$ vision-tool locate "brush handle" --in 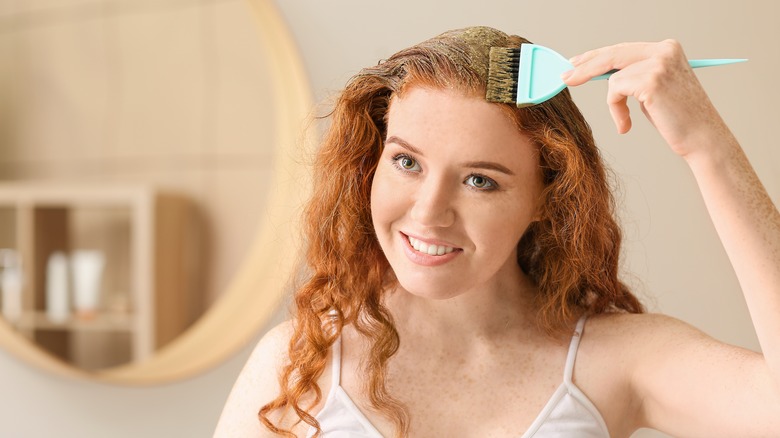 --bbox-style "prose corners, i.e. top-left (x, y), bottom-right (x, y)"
top-left (591, 58), bottom-right (747, 81)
